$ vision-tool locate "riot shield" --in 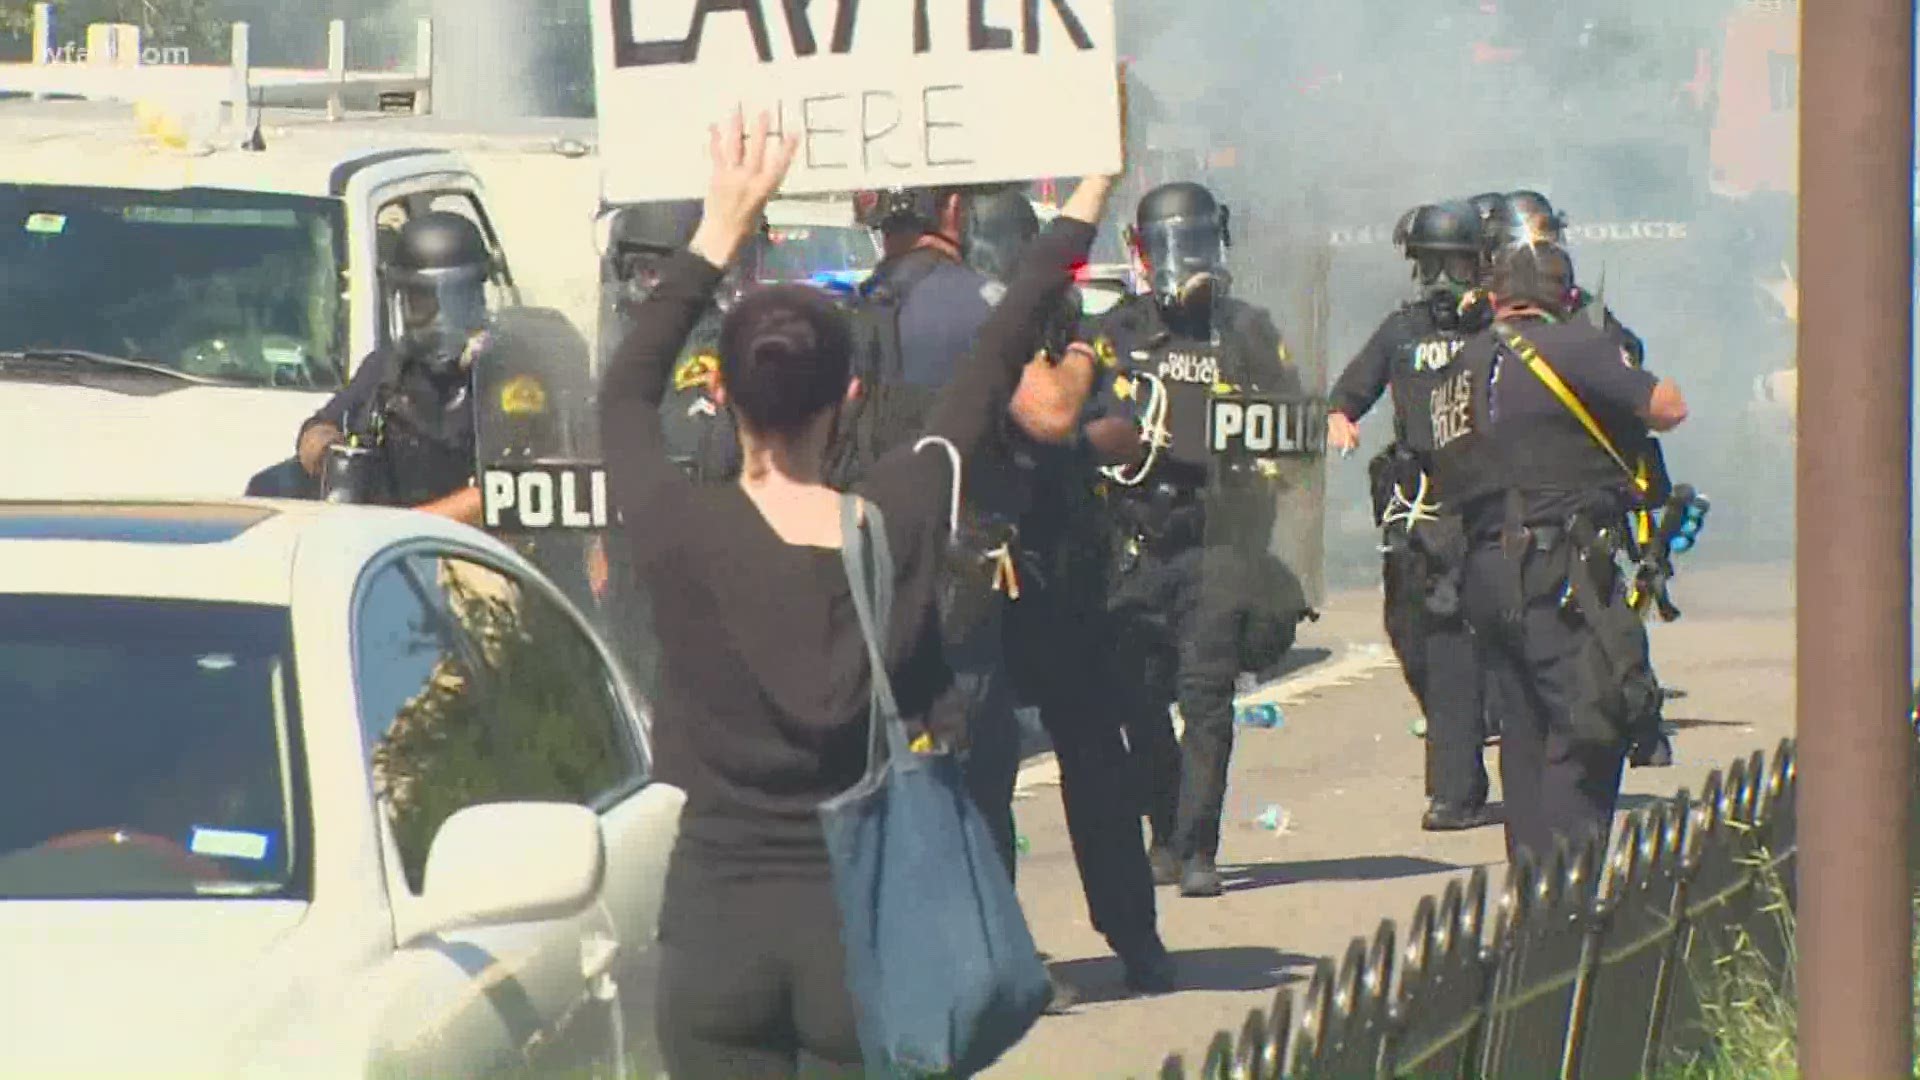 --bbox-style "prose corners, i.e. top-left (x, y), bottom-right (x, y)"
top-left (469, 306), bottom-right (648, 684)
top-left (1197, 234), bottom-right (1331, 664)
